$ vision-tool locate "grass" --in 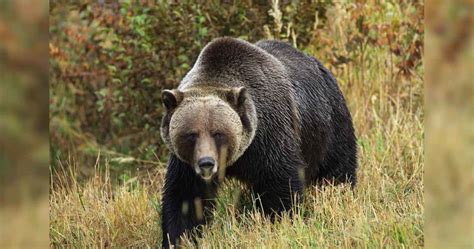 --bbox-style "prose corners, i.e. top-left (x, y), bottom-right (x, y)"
top-left (49, 2), bottom-right (424, 248)
top-left (50, 160), bottom-right (162, 247)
